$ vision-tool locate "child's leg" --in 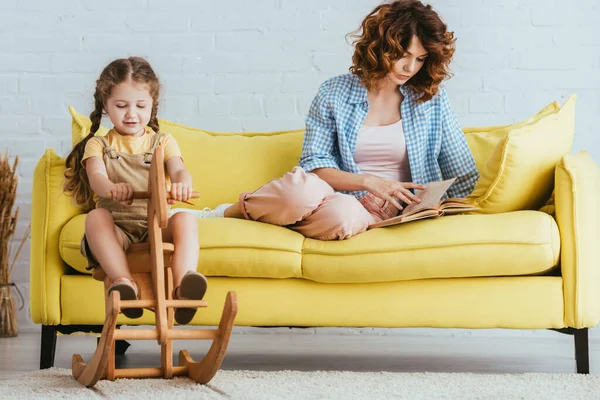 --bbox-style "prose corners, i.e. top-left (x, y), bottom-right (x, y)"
top-left (232, 166), bottom-right (335, 225)
top-left (85, 208), bottom-right (131, 281)
top-left (290, 192), bottom-right (376, 240)
top-left (162, 211), bottom-right (200, 288)
top-left (162, 211), bottom-right (205, 325)
top-left (85, 208), bottom-right (142, 319)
